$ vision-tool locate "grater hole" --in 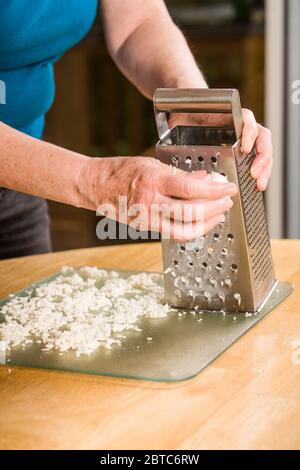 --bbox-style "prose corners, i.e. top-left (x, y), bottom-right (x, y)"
top-left (179, 245), bottom-right (185, 252)
top-left (211, 156), bottom-right (218, 165)
top-left (222, 248), bottom-right (228, 256)
top-left (172, 155), bottom-right (179, 165)
top-left (204, 291), bottom-right (211, 300)
top-left (231, 263), bottom-right (238, 273)
top-left (194, 247), bottom-right (200, 254)
top-left (220, 172), bottom-right (226, 177)
top-left (207, 247), bottom-right (214, 256)
top-left (185, 156), bottom-right (192, 168)
top-left (202, 262), bottom-right (208, 269)
top-left (189, 261), bottom-right (194, 267)
top-left (227, 233), bottom-right (234, 242)
top-left (234, 293), bottom-right (241, 306)
top-left (213, 233), bottom-right (220, 241)
top-left (216, 262), bottom-right (223, 271)
top-left (173, 260), bottom-right (179, 267)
